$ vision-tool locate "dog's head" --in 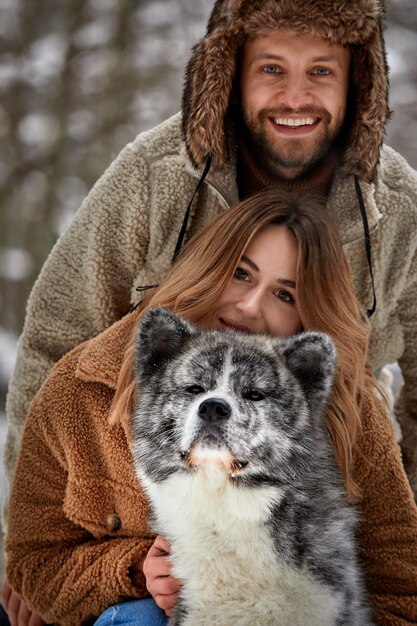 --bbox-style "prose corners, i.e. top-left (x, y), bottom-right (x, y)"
top-left (132, 307), bottom-right (336, 488)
